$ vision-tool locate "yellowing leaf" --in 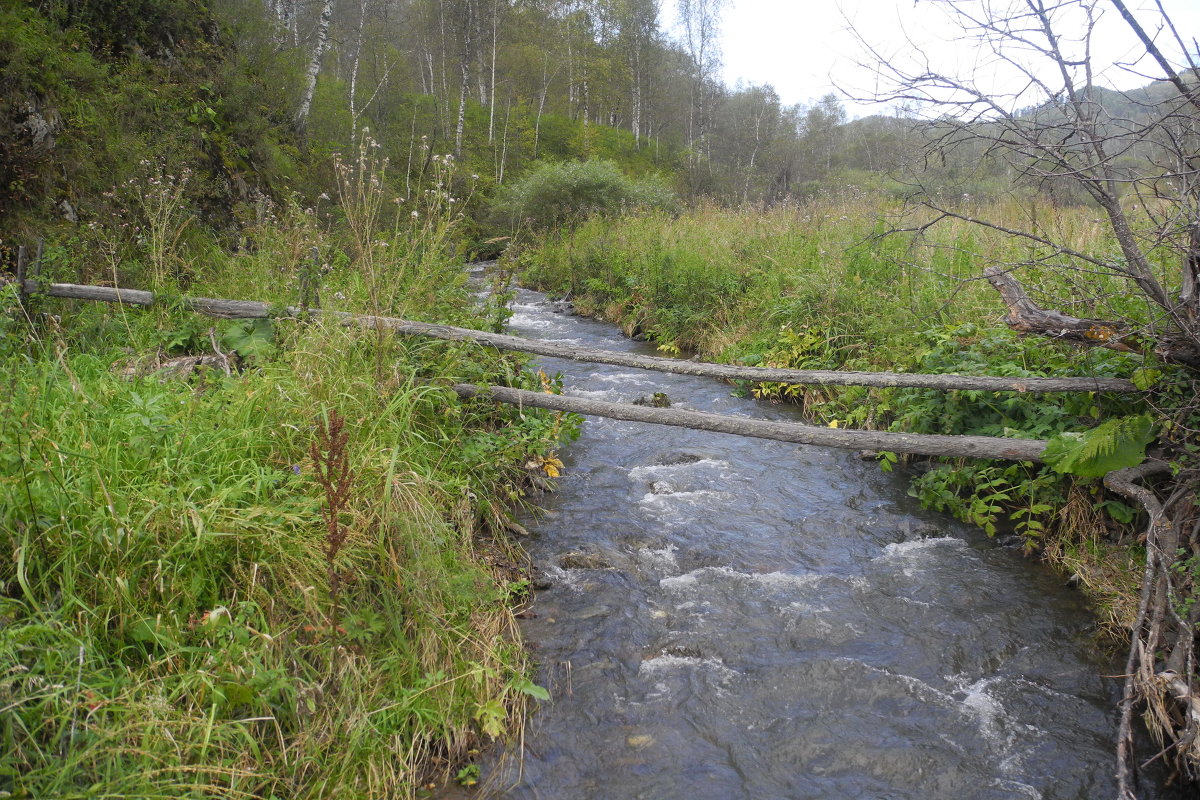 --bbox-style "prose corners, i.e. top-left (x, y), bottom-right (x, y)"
top-left (828, 419), bottom-right (839, 429)
top-left (541, 455), bottom-right (564, 478)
